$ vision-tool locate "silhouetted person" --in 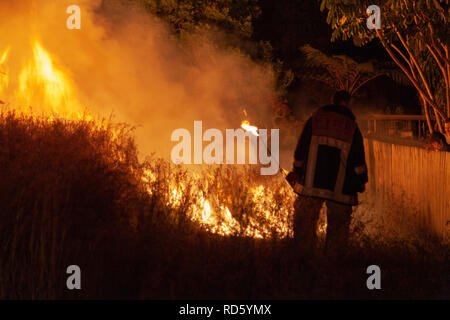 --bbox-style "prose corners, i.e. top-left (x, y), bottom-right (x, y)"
top-left (290, 91), bottom-right (368, 255)
top-left (426, 131), bottom-right (450, 152)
